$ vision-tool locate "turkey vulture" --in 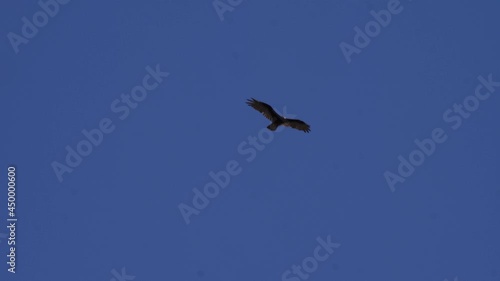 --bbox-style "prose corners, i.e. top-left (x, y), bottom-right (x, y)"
top-left (246, 98), bottom-right (311, 133)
